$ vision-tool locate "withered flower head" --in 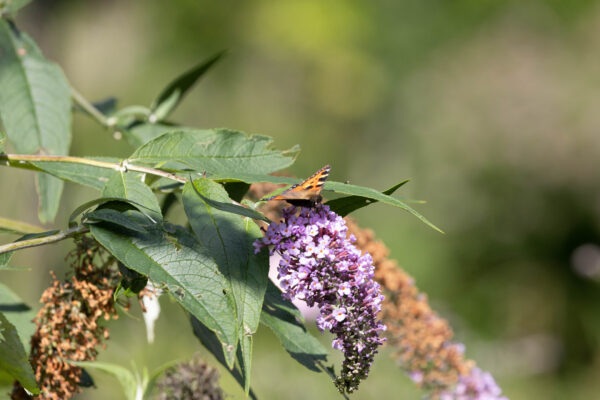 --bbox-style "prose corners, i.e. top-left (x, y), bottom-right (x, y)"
top-left (153, 357), bottom-right (224, 400)
top-left (12, 236), bottom-right (119, 400)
